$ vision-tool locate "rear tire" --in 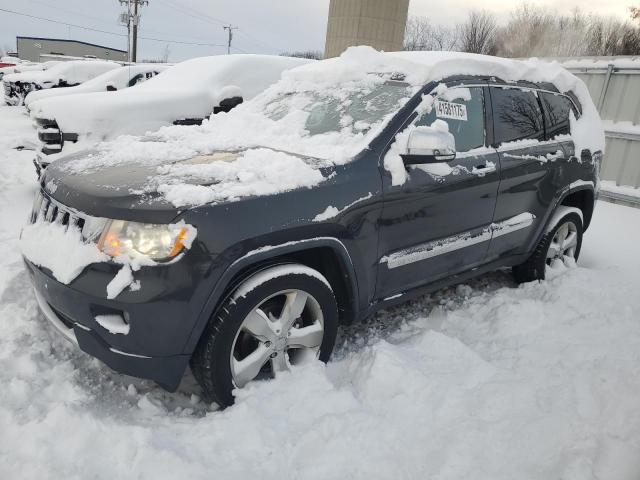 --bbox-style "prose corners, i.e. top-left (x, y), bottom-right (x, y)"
top-left (513, 211), bottom-right (583, 284)
top-left (191, 264), bottom-right (338, 407)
